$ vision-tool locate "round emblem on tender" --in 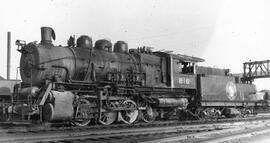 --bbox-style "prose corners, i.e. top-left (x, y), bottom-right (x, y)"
top-left (226, 81), bottom-right (237, 100)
